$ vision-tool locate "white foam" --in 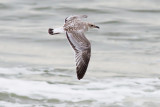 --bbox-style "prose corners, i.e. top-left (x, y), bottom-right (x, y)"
top-left (0, 67), bottom-right (160, 106)
top-left (0, 77), bottom-right (160, 106)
